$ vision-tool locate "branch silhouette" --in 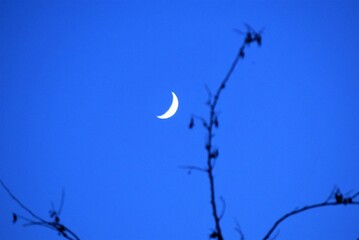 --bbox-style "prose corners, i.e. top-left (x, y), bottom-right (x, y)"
top-left (0, 179), bottom-right (80, 240)
top-left (187, 24), bottom-right (263, 240)
top-left (263, 188), bottom-right (359, 240)
top-left (187, 25), bottom-right (358, 240)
